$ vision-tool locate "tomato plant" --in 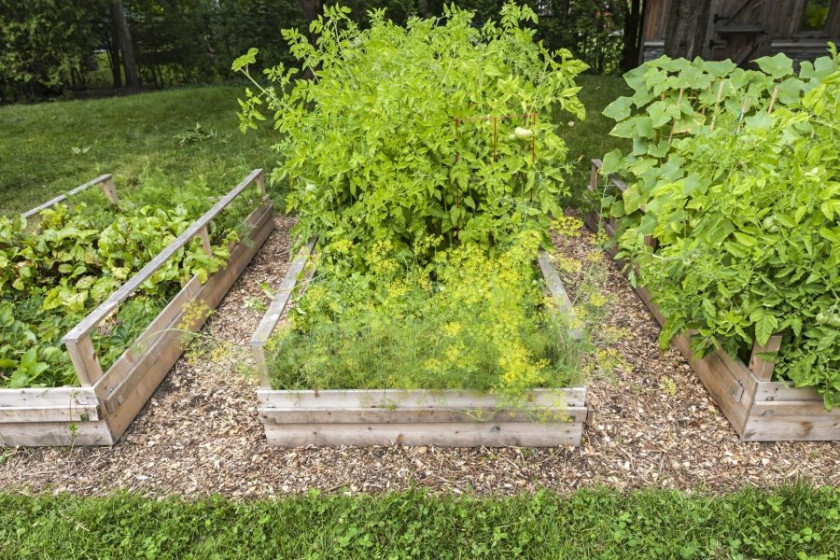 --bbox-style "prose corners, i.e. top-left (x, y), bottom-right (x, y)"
top-left (235, 2), bottom-right (586, 269)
